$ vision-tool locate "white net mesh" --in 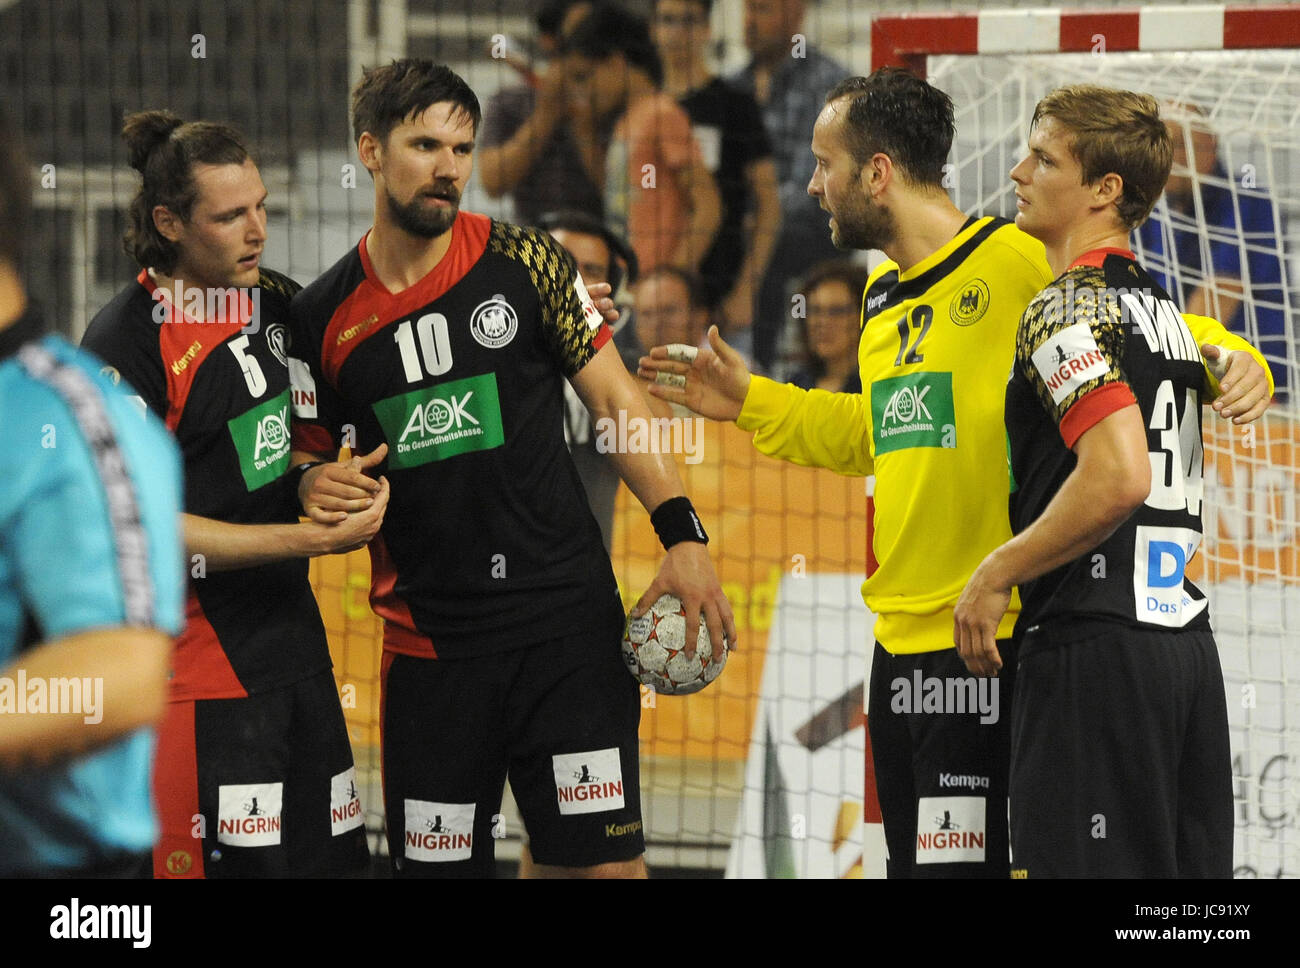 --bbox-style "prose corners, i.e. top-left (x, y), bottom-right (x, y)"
top-left (933, 49), bottom-right (1300, 877)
